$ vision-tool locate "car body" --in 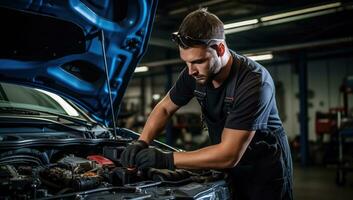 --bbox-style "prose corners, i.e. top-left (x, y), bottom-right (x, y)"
top-left (0, 0), bottom-right (230, 199)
